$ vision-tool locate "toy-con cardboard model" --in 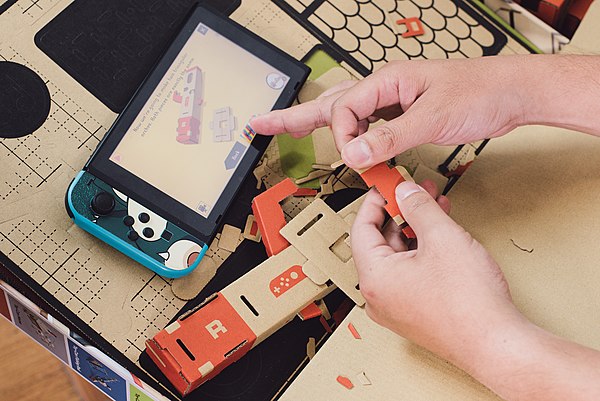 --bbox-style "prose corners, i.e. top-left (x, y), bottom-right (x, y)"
top-left (146, 162), bottom-right (413, 395)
